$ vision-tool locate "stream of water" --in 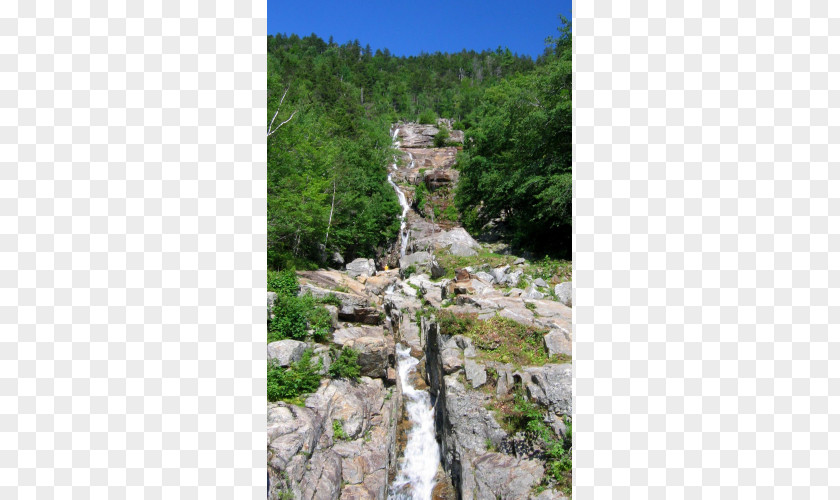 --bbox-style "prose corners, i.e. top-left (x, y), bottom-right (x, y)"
top-left (388, 345), bottom-right (439, 500)
top-left (388, 128), bottom-right (411, 257)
